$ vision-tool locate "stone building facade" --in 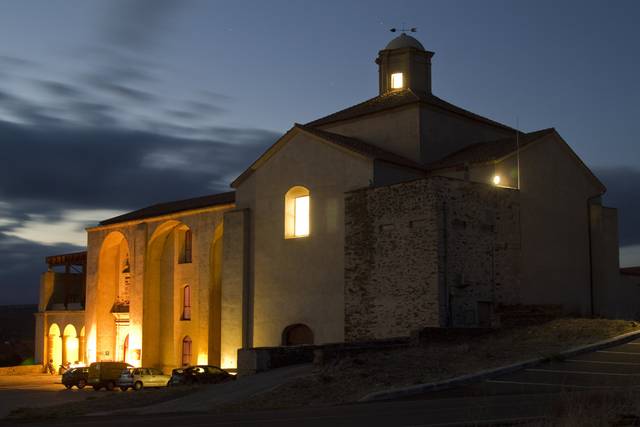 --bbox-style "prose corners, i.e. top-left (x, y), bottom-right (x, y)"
top-left (344, 176), bottom-right (520, 340)
top-left (36, 33), bottom-right (634, 371)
